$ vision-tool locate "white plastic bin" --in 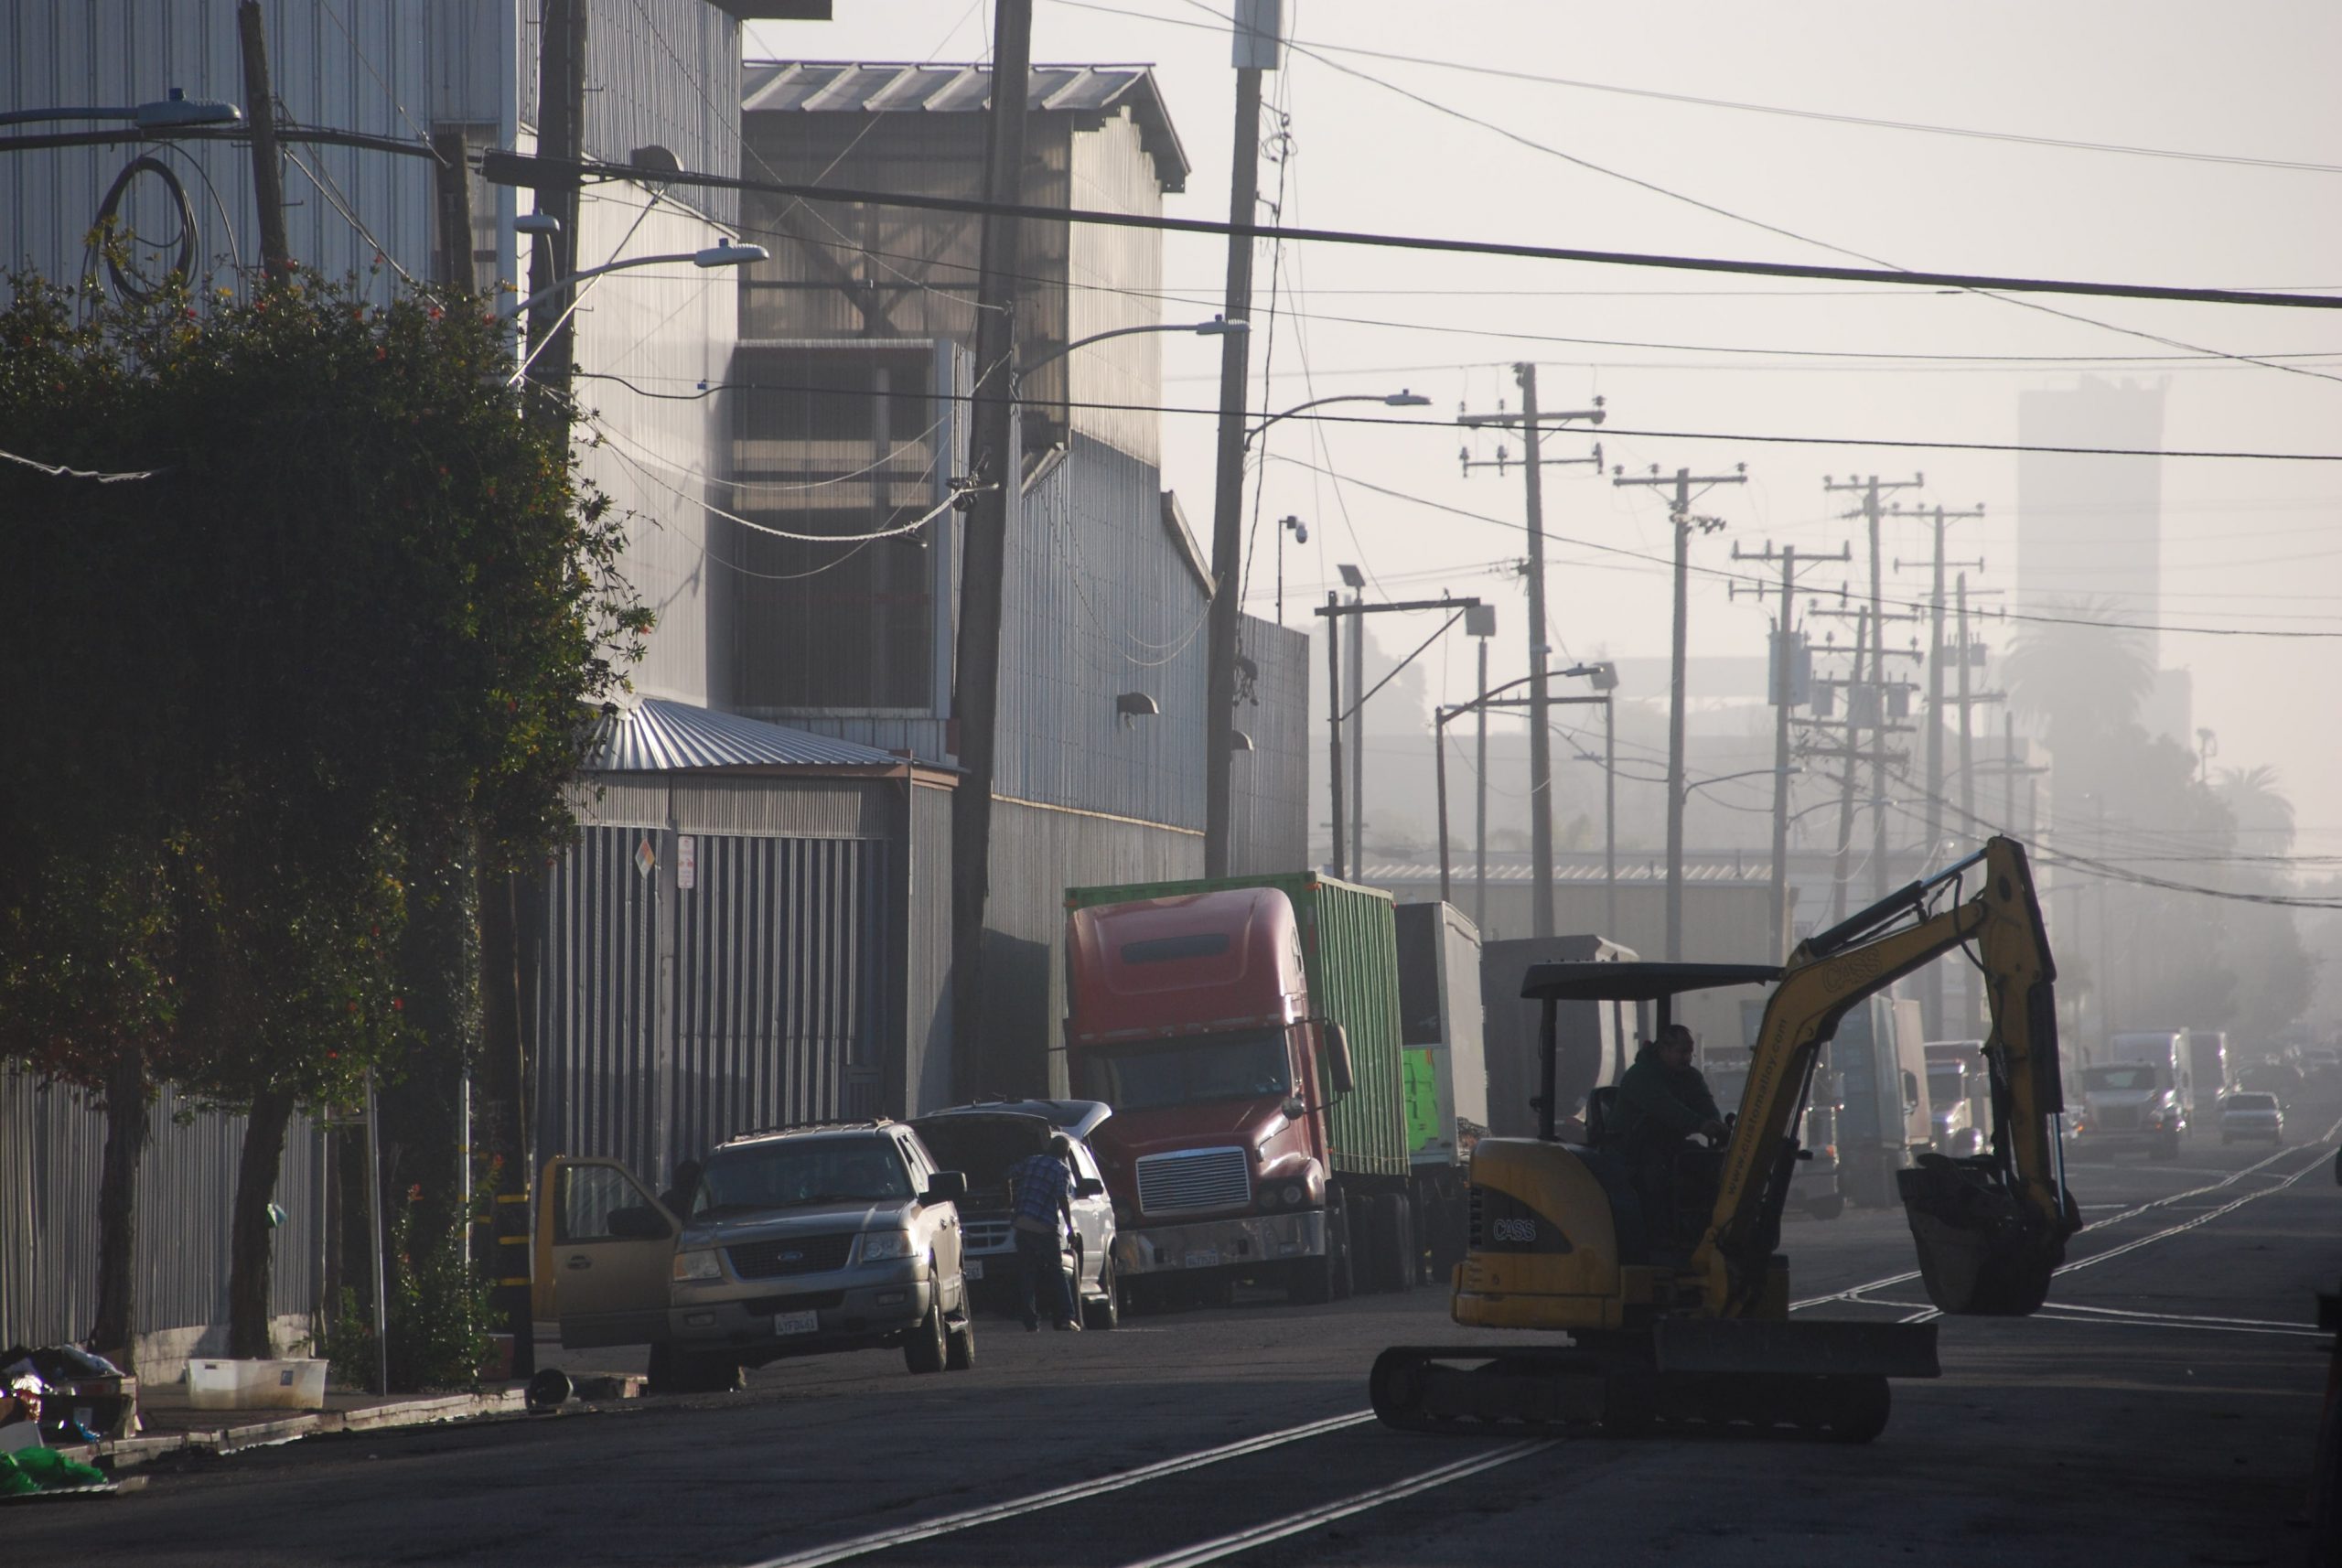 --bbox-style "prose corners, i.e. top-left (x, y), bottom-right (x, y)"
top-left (187, 1358), bottom-right (328, 1411)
